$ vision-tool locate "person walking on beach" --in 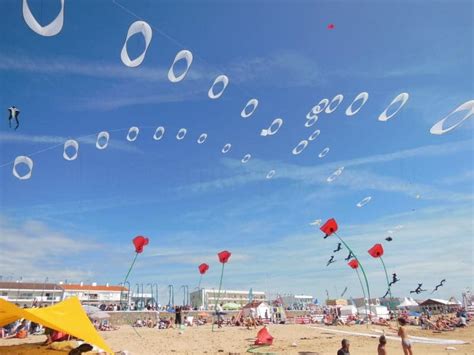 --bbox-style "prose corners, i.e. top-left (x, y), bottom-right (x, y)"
top-left (378, 335), bottom-right (387, 355)
top-left (397, 318), bottom-right (413, 355)
top-left (337, 338), bottom-right (350, 355)
top-left (216, 303), bottom-right (224, 328)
